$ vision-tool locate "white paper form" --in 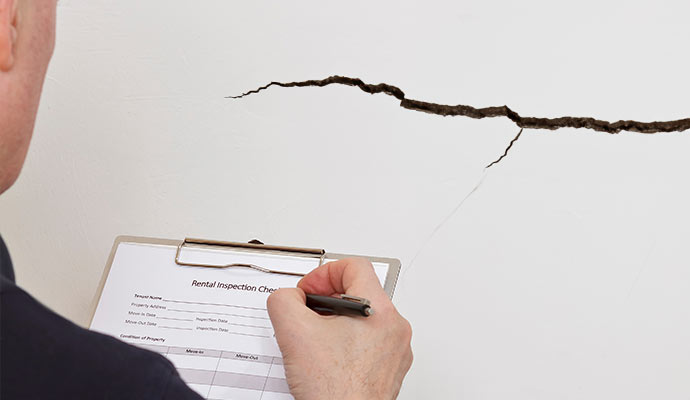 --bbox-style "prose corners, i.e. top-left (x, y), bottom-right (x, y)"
top-left (90, 242), bottom-right (389, 400)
